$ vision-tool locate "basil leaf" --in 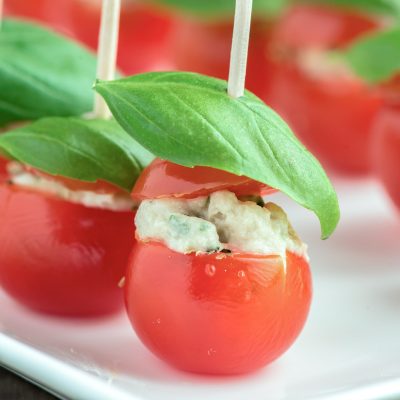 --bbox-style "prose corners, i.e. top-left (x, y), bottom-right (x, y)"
top-left (343, 28), bottom-right (400, 83)
top-left (151, 0), bottom-right (288, 18)
top-left (301, 0), bottom-right (400, 17)
top-left (0, 19), bottom-right (97, 127)
top-left (94, 72), bottom-right (340, 238)
top-left (0, 117), bottom-right (154, 192)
